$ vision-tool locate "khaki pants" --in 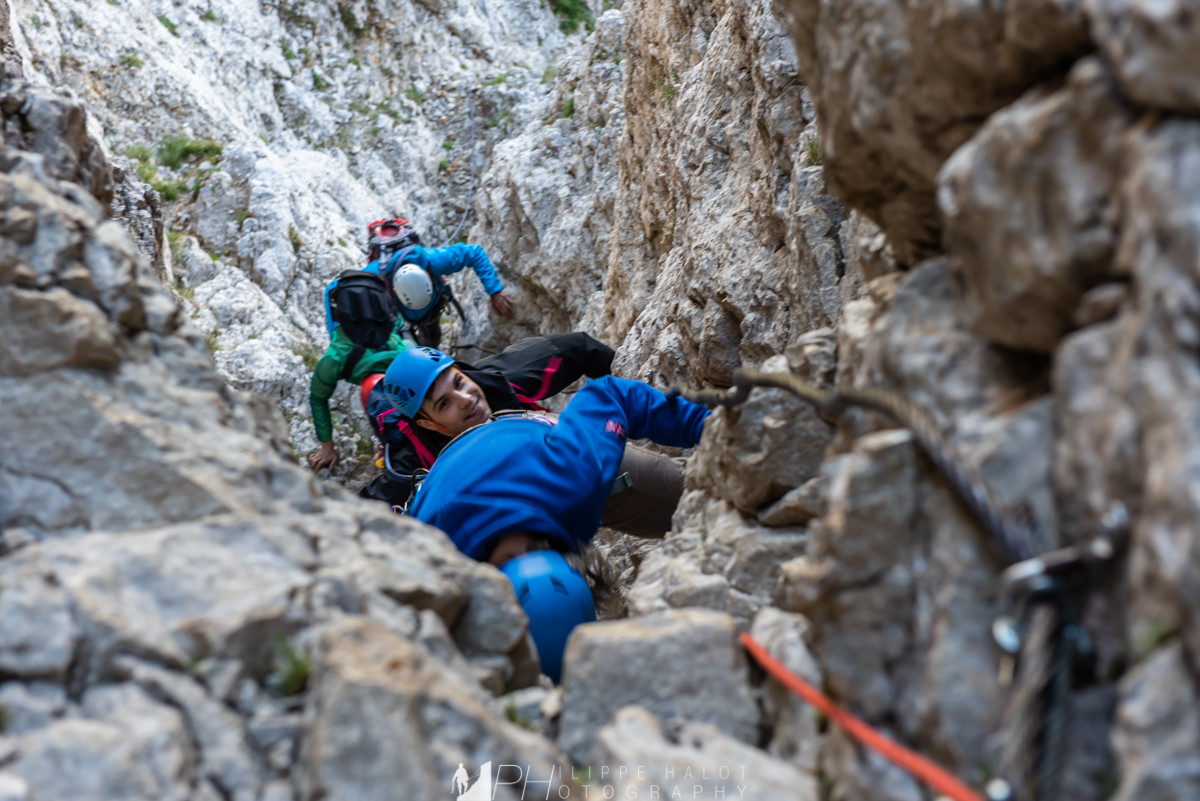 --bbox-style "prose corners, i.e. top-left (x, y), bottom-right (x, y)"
top-left (600, 444), bottom-right (685, 539)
